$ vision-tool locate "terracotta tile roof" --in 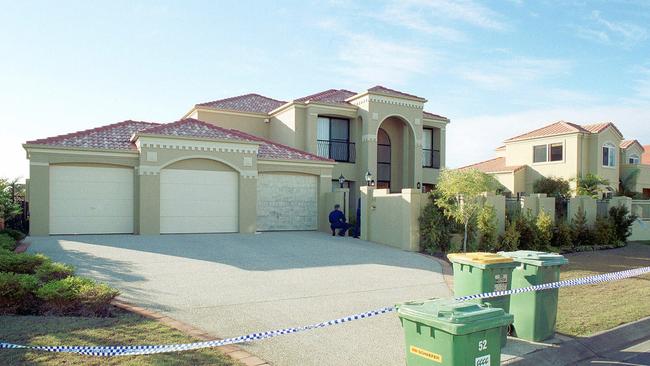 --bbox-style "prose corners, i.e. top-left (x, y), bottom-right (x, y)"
top-left (620, 139), bottom-right (642, 149)
top-left (582, 122), bottom-right (624, 137)
top-left (196, 93), bottom-right (286, 114)
top-left (643, 145), bottom-right (650, 165)
top-left (459, 157), bottom-right (525, 173)
top-left (495, 145), bottom-right (506, 151)
top-left (294, 89), bottom-right (357, 104)
top-left (367, 85), bottom-right (426, 101)
top-left (136, 118), bottom-right (259, 142)
top-left (423, 111), bottom-right (448, 120)
top-left (26, 118), bottom-right (331, 163)
top-left (505, 121), bottom-right (589, 142)
top-left (25, 120), bottom-right (159, 150)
